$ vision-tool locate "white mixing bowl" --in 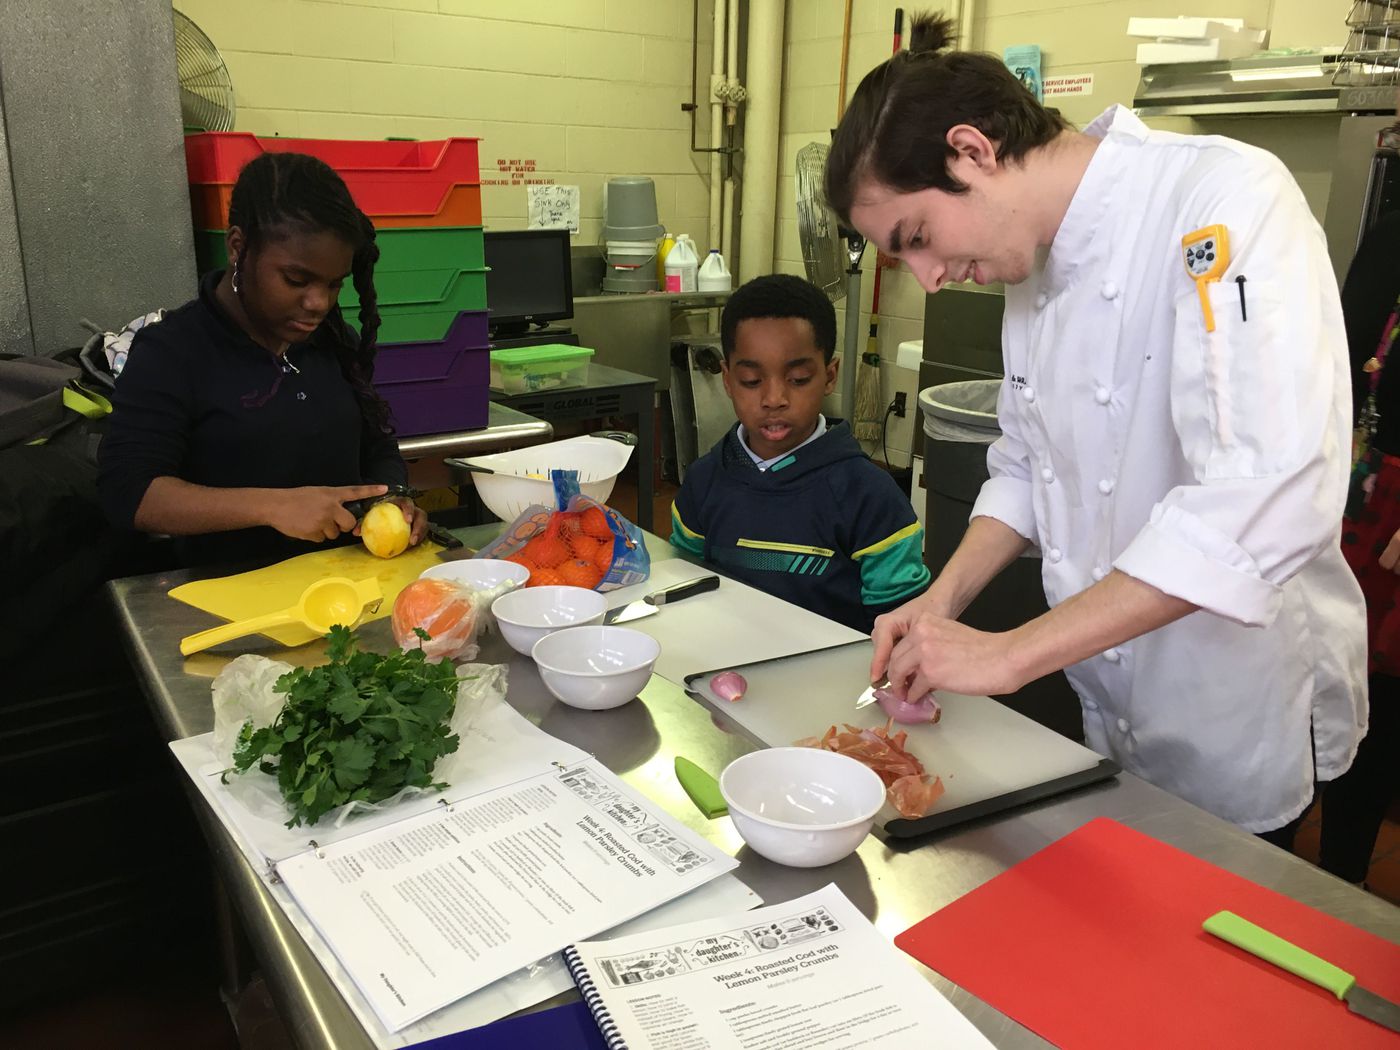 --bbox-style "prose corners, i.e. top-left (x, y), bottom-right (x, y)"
top-left (530, 625), bottom-right (660, 710)
top-left (418, 557), bottom-right (530, 592)
top-left (491, 585), bottom-right (607, 655)
top-left (719, 747), bottom-right (885, 868)
top-left (457, 436), bottom-right (634, 522)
